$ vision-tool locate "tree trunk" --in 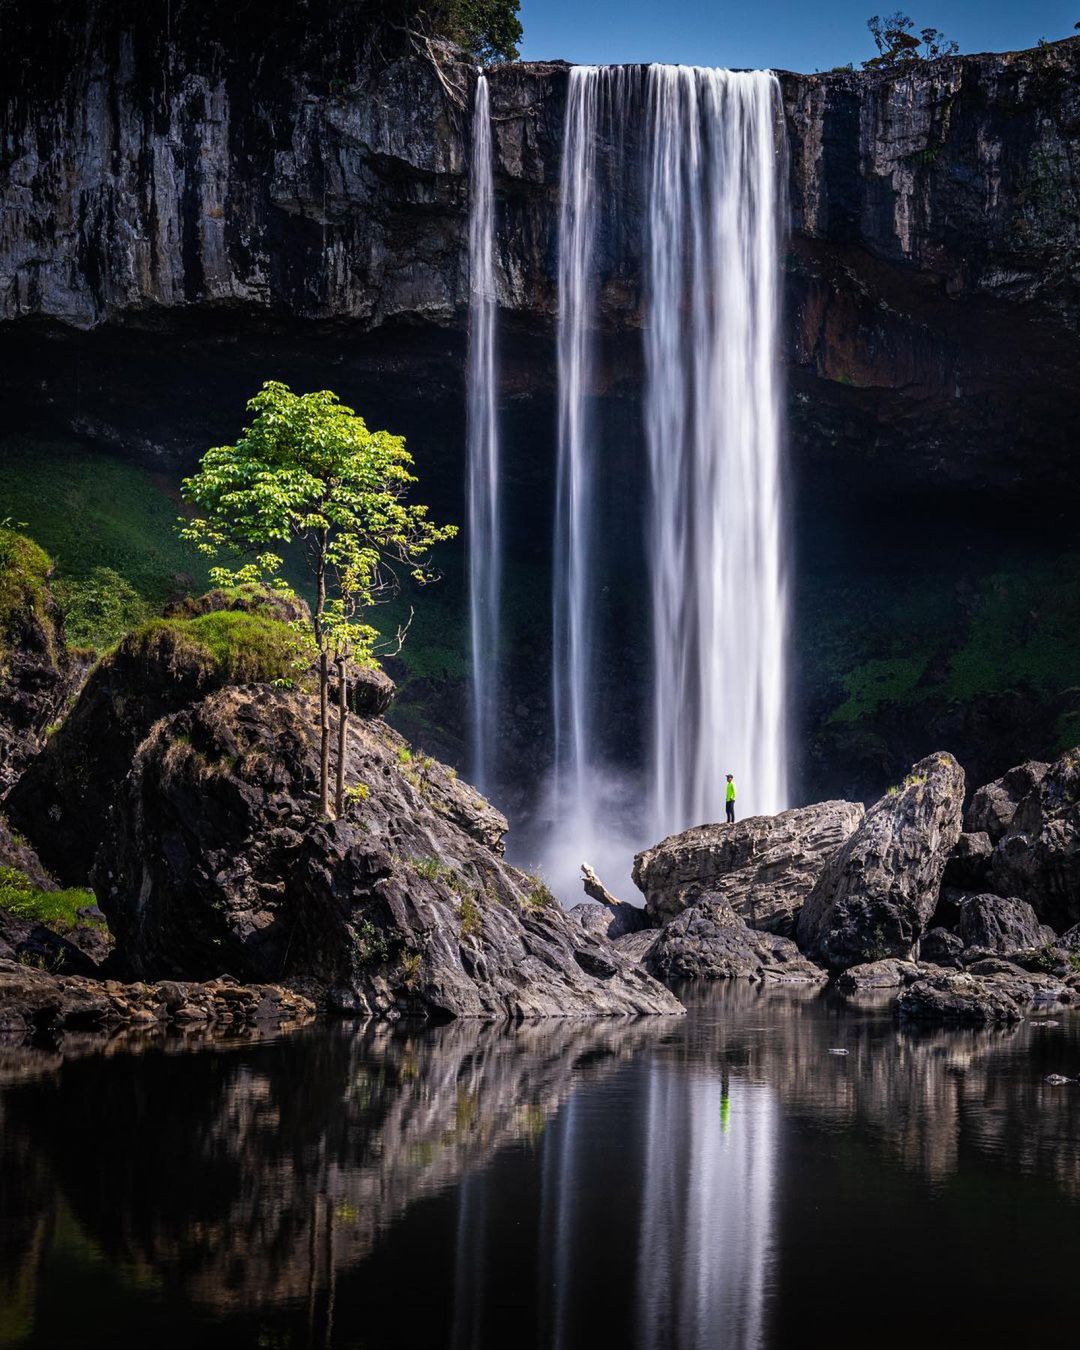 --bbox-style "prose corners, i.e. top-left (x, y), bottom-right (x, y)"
top-left (335, 654), bottom-right (348, 817)
top-left (315, 536), bottom-right (330, 817)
